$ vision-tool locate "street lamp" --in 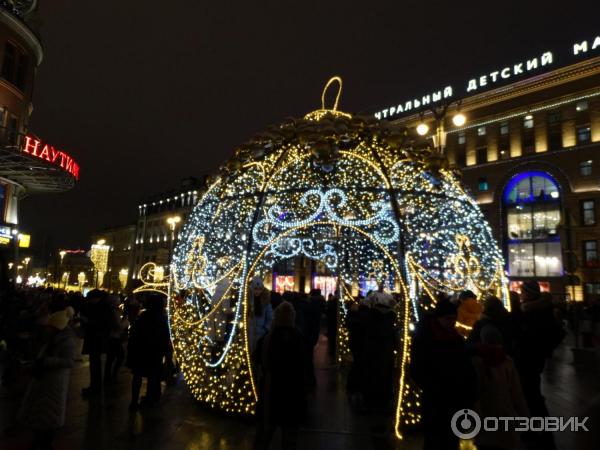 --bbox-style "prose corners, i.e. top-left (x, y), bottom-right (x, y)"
top-left (416, 103), bottom-right (467, 154)
top-left (59, 250), bottom-right (67, 289)
top-left (166, 215), bottom-right (182, 261)
top-left (23, 257), bottom-right (30, 279)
